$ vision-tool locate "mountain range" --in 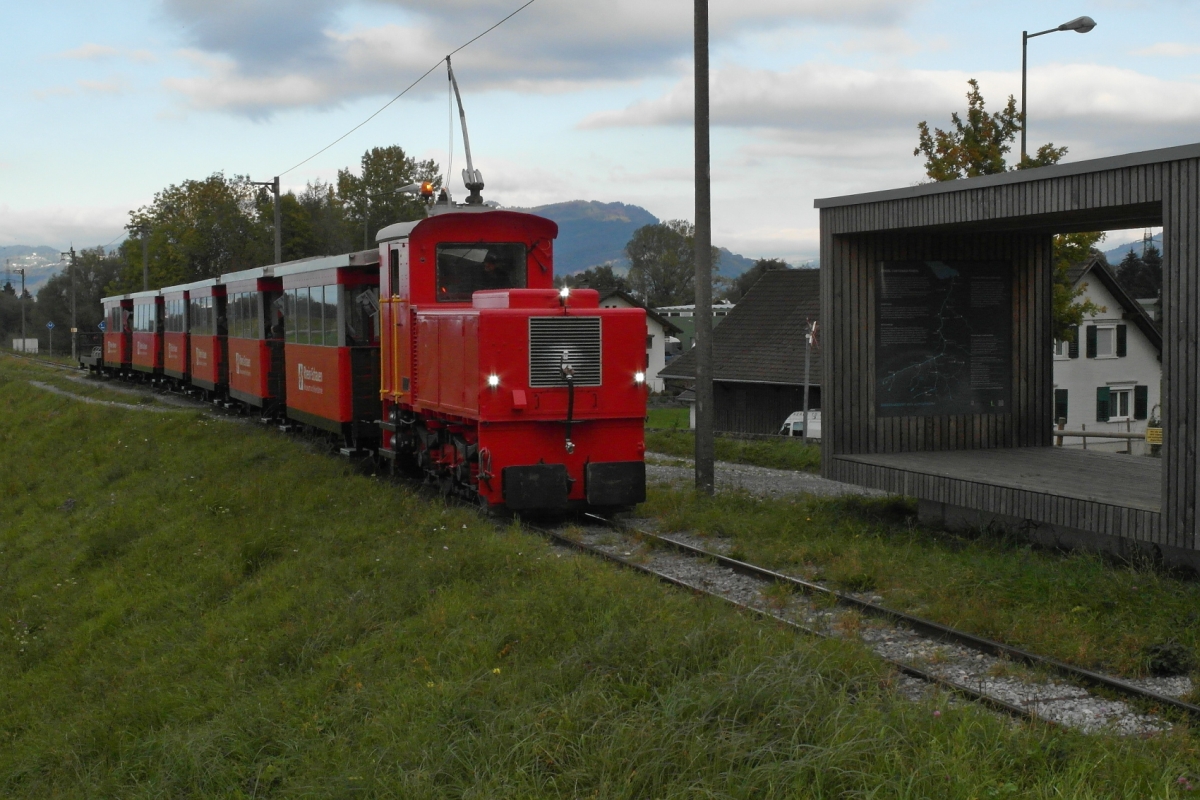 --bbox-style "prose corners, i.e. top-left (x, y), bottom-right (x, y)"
top-left (1, 201), bottom-right (767, 298)
top-left (1102, 233), bottom-right (1162, 264)
top-left (515, 200), bottom-right (760, 277)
